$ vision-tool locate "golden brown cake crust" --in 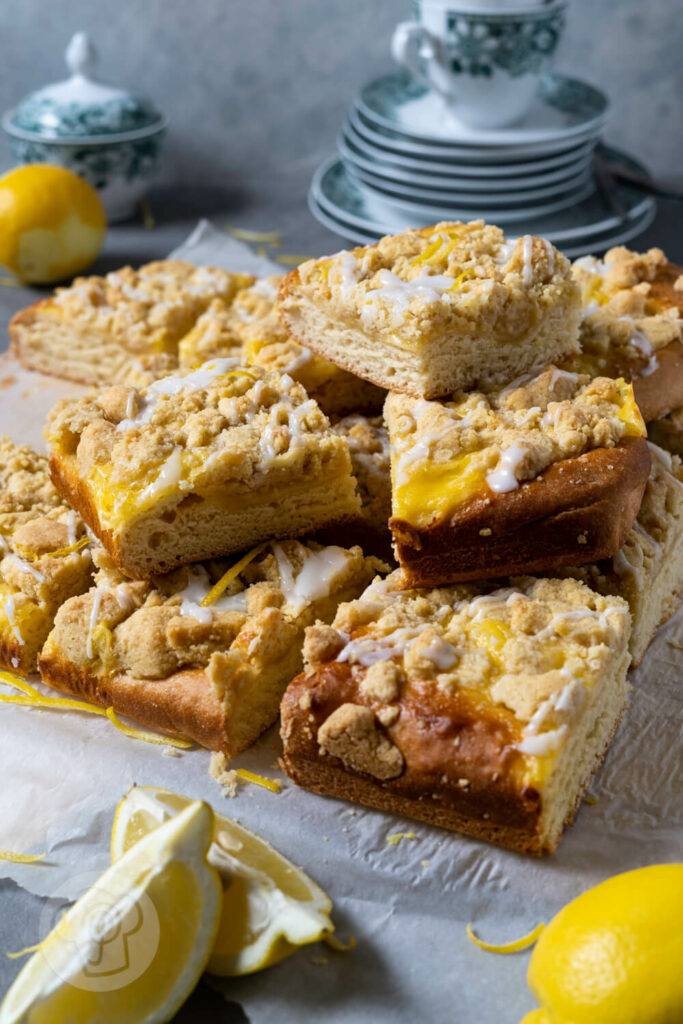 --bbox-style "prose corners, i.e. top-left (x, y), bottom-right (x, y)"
top-left (281, 662), bottom-right (545, 851)
top-left (390, 439), bottom-right (651, 587)
top-left (632, 341), bottom-right (683, 422)
top-left (38, 655), bottom-right (227, 750)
